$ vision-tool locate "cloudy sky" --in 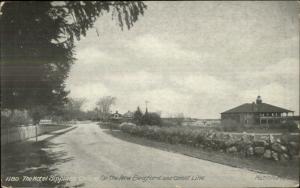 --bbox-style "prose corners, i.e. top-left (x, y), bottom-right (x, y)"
top-left (66, 1), bottom-right (299, 118)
